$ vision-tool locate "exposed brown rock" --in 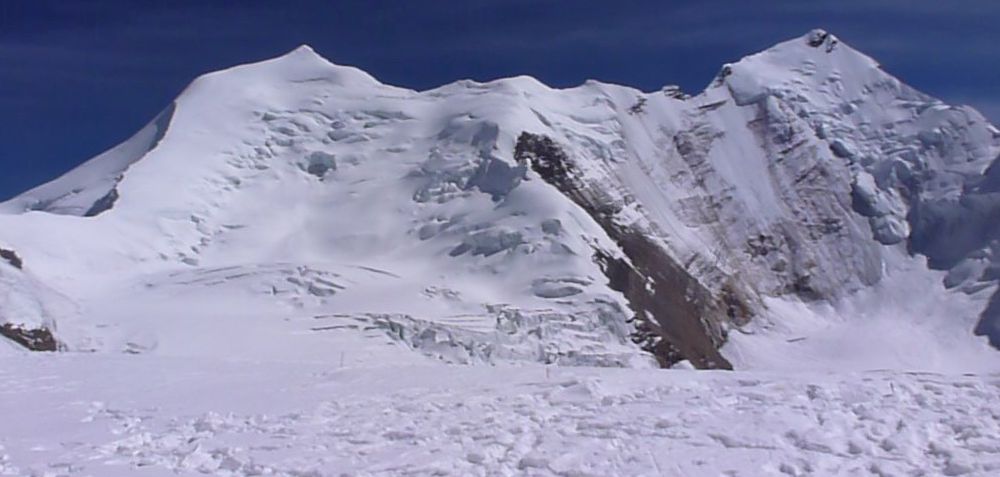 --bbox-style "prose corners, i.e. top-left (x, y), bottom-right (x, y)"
top-left (515, 132), bottom-right (744, 369)
top-left (0, 323), bottom-right (58, 351)
top-left (0, 248), bottom-right (22, 269)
